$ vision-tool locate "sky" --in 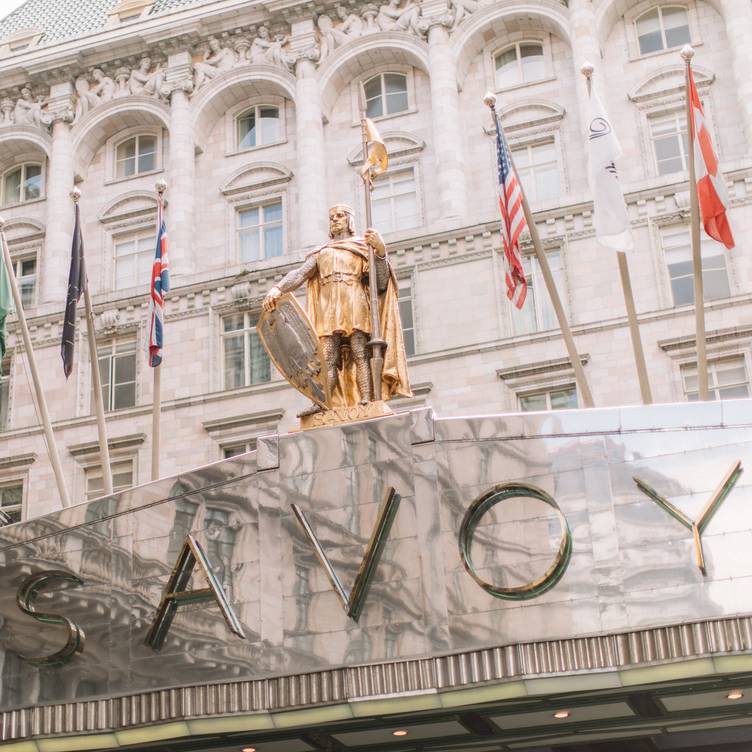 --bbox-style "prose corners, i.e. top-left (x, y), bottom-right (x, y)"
top-left (0, 0), bottom-right (26, 20)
